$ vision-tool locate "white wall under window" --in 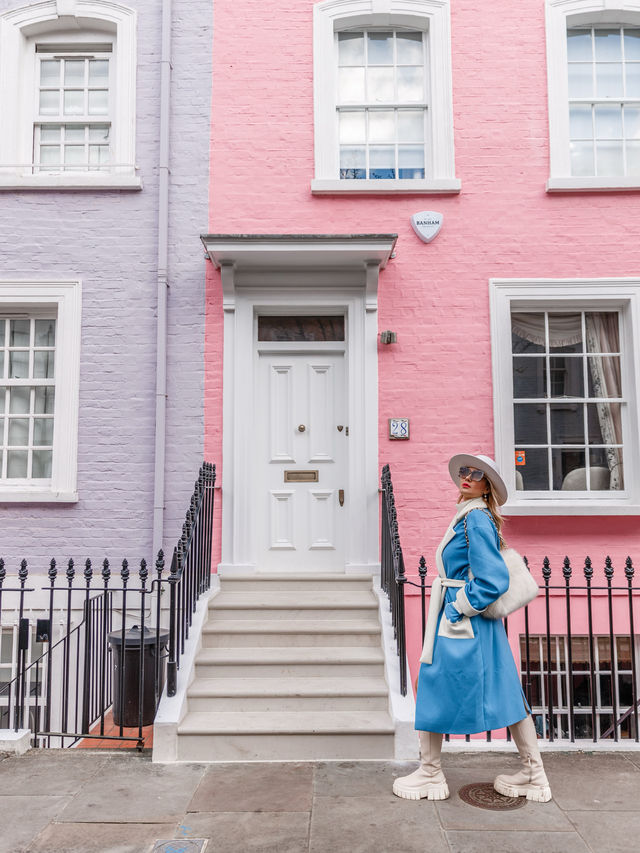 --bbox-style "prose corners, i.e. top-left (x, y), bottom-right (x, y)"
top-left (0, 281), bottom-right (81, 503)
top-left (311, 0), bottom-right (459, 194)
top-left (490, 278), bottom-right (640, 515)
top-left (0, 0), bottom-right (139, 190)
